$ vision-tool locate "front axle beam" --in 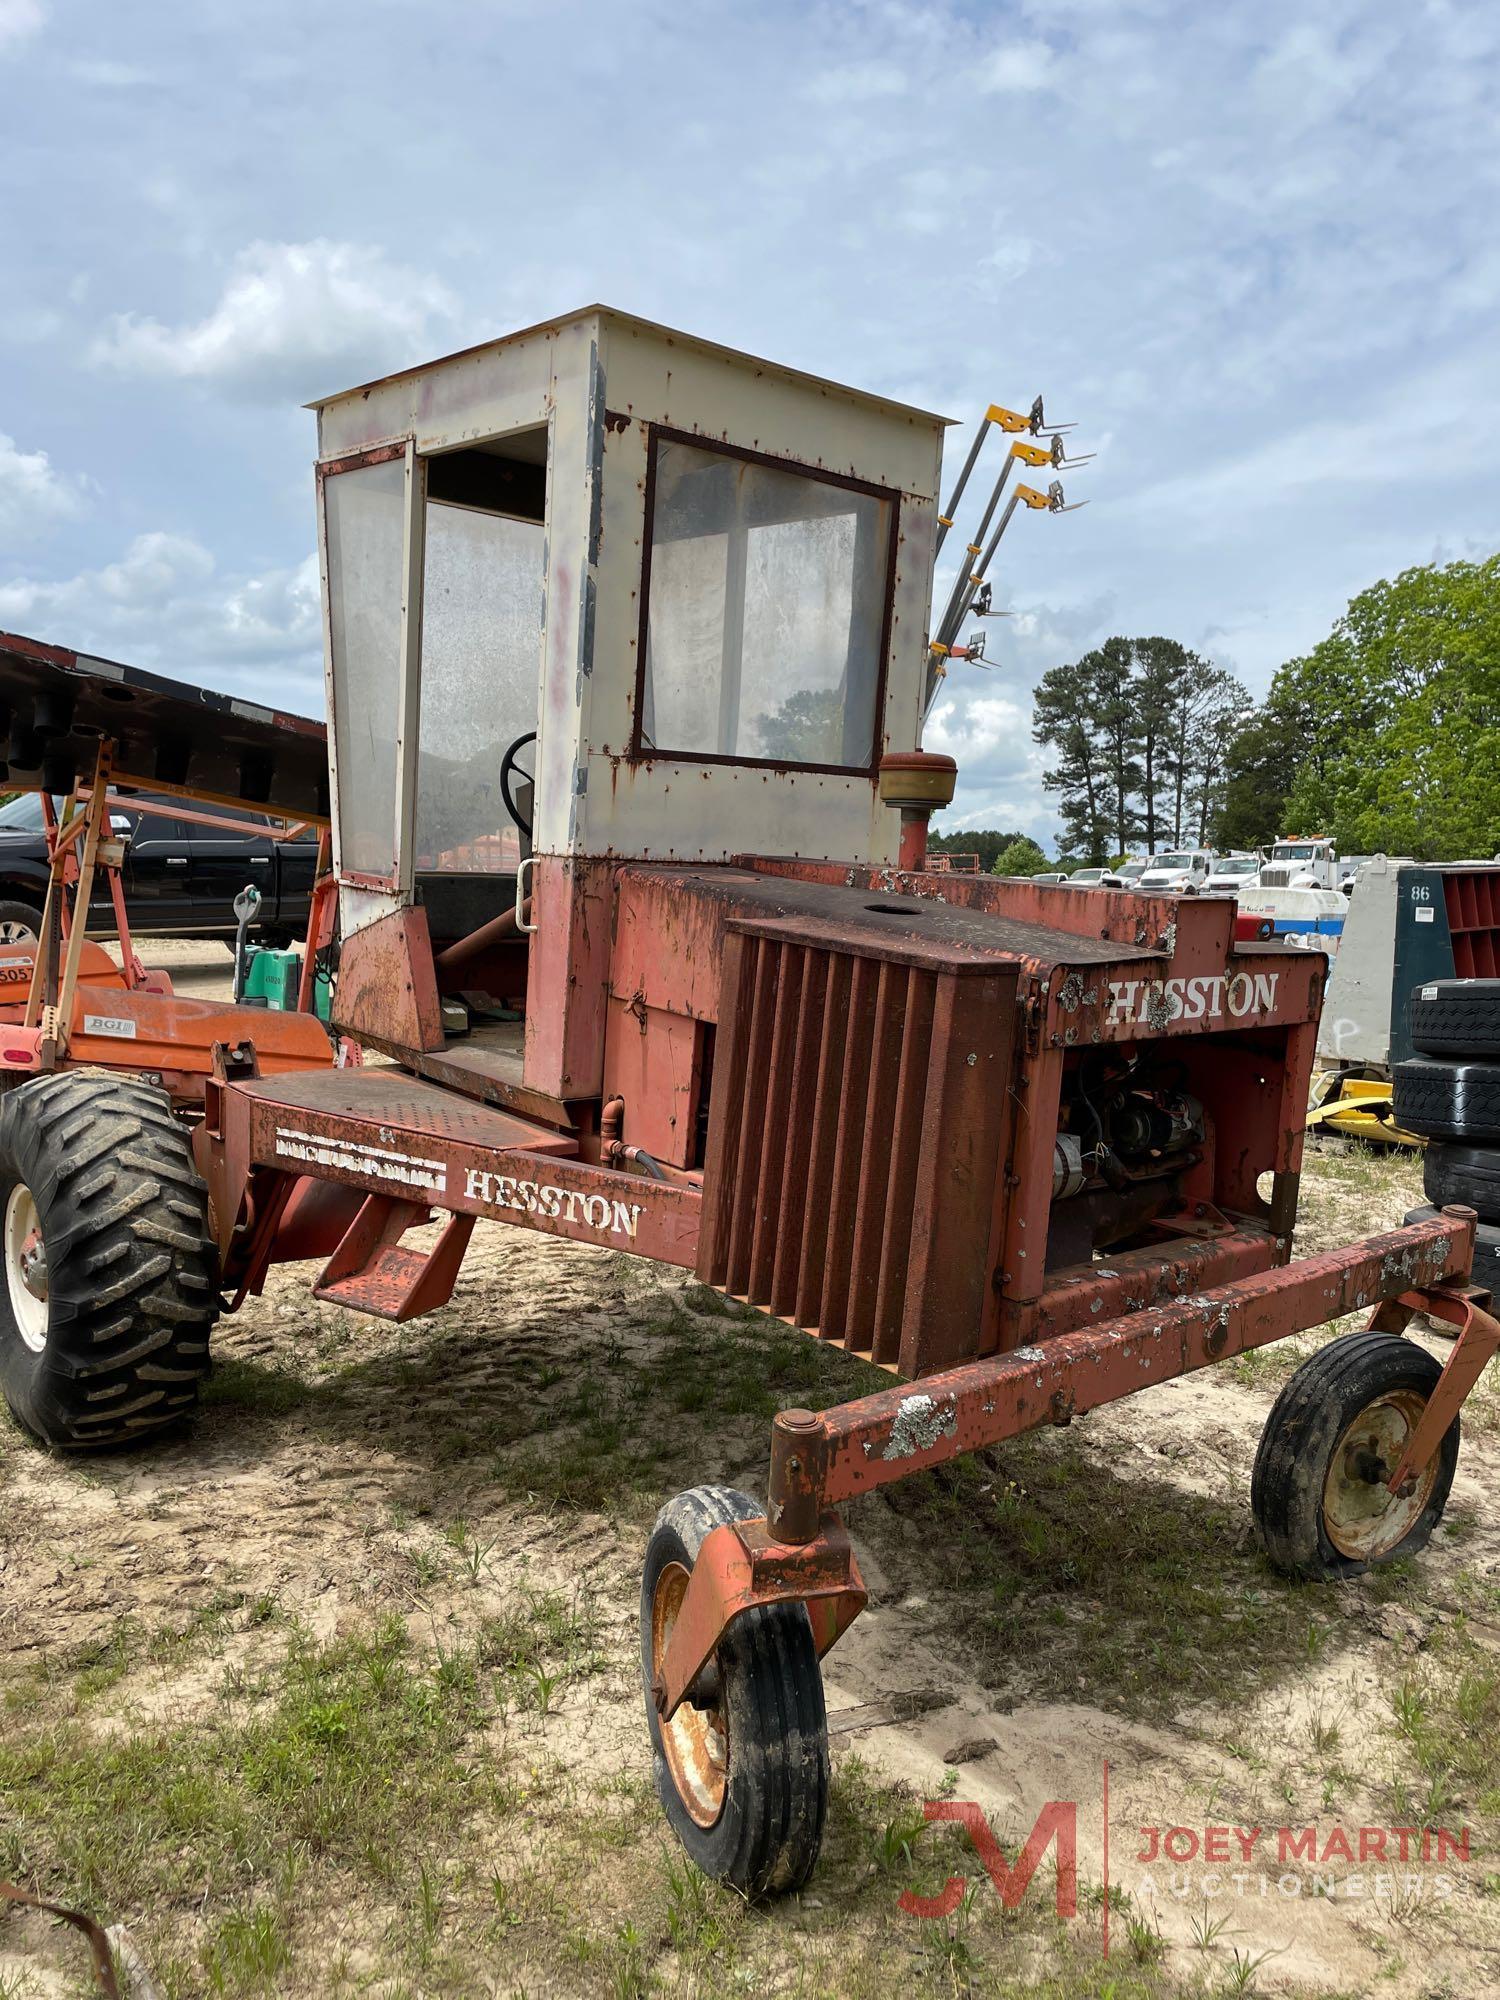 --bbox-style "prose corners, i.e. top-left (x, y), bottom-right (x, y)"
top-left (766, 1209), bottom-right (1476, 1541)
